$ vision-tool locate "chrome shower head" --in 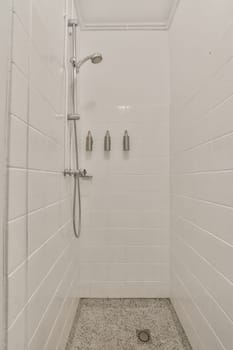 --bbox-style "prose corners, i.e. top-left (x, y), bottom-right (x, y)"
top-left (91, 53), bottom-right (103, 64)
top-left (76, 53), bottom-right (103, 72)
